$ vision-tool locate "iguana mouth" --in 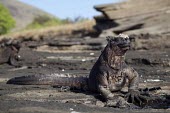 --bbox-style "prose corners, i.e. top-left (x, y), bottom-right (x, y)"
top-left (118, 43), bottom-right (130, 49)
top-left (121, 46), bottom-right (130, 51)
